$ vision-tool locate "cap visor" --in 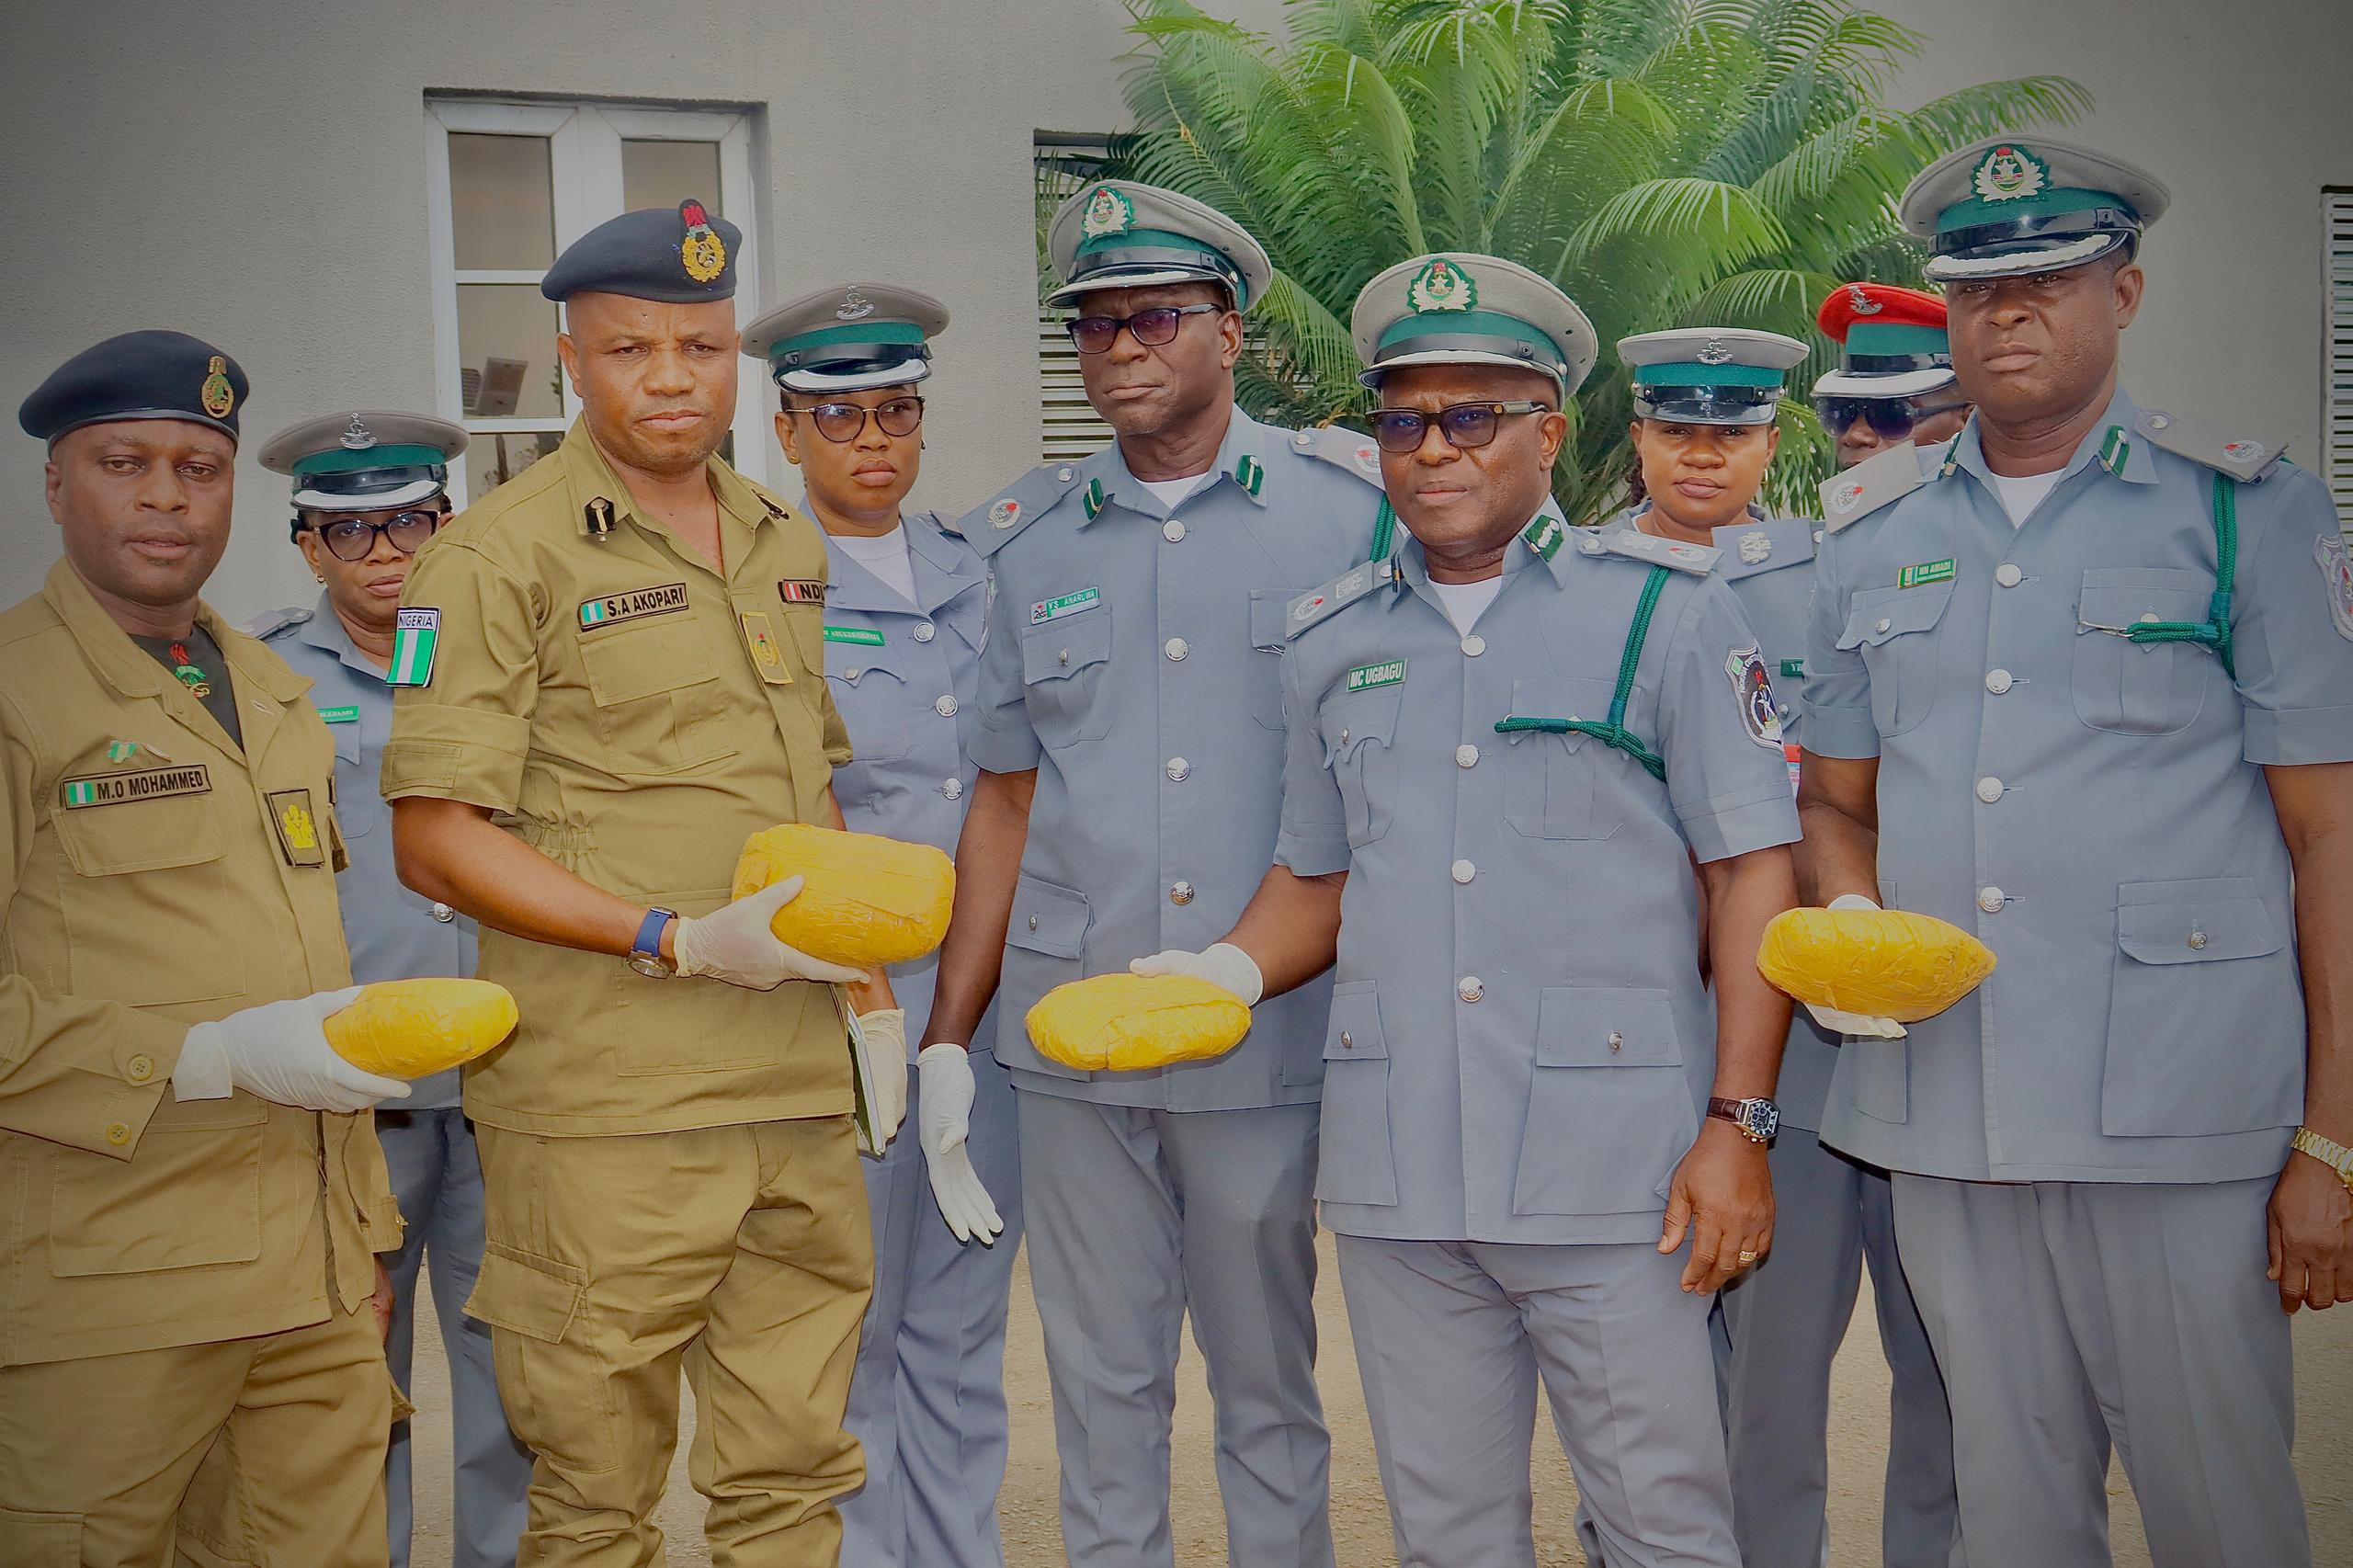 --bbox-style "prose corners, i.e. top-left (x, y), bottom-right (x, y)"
top-left (1359, 347), bottom-right (1565, 392)
top-left (291, 476), bottom-right (447, 511)
top-left (1809, 368), bottom-right (1958, 399)
top-left (777, 358), bottom-right (933, 394)
top-left (1045, 267), bottom-right (1233, 307)
top-left (1924, 232), bottom-right (2124, 281)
